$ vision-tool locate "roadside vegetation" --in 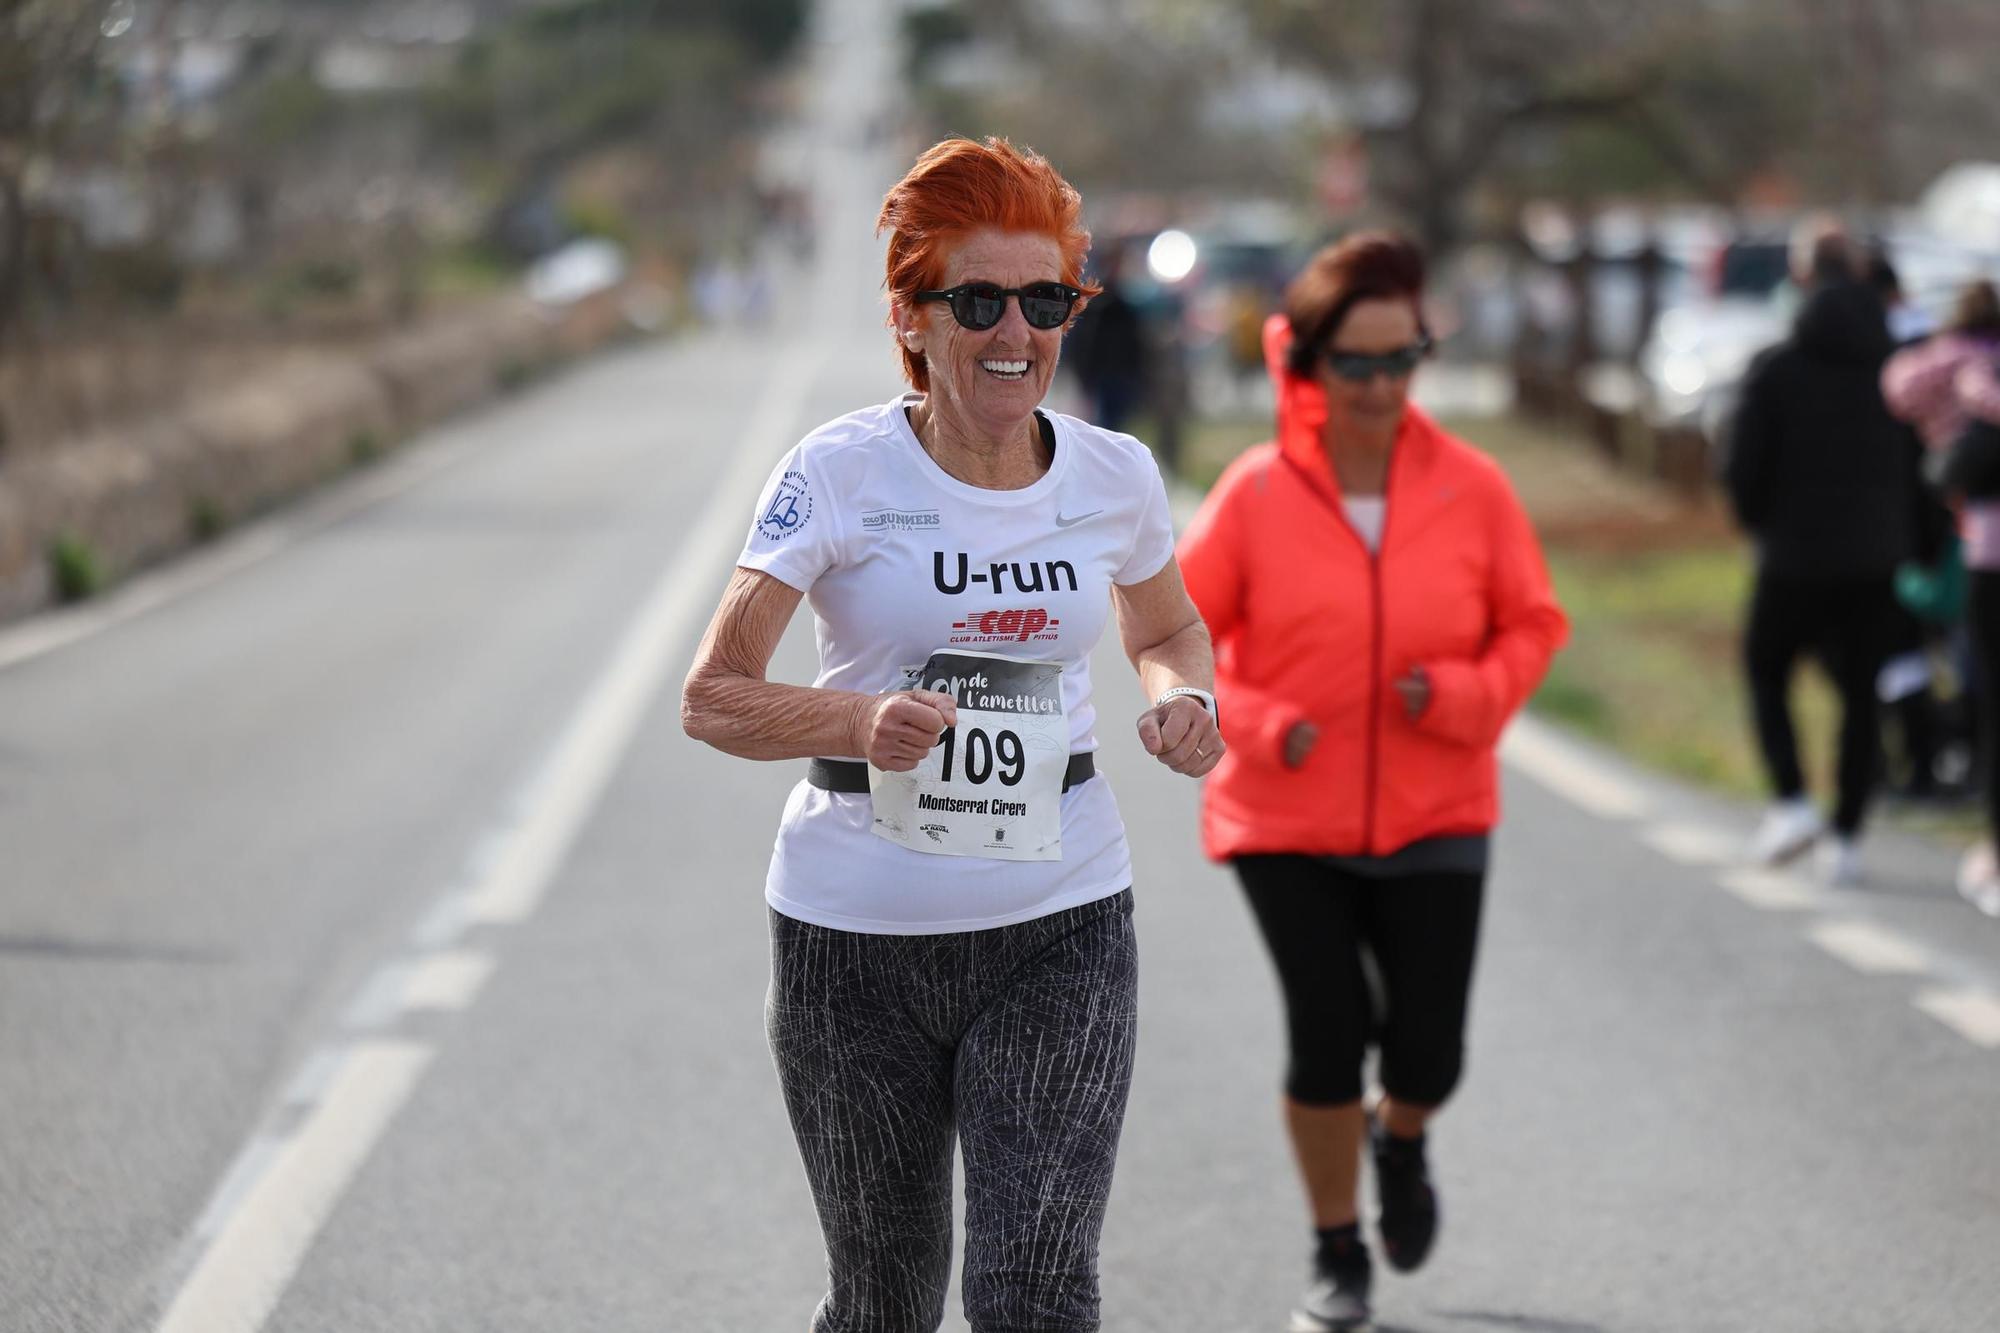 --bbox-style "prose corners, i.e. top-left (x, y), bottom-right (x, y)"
top-left (1, 0), bottom-right (809, 458)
